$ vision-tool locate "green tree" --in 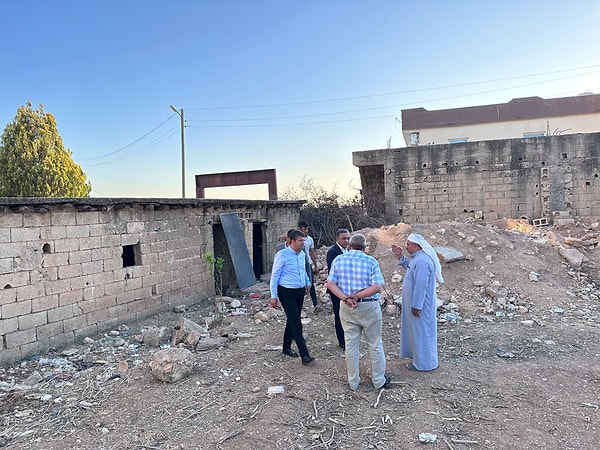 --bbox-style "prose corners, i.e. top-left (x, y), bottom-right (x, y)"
top-left (0, 102), bottom-right (91, 197)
